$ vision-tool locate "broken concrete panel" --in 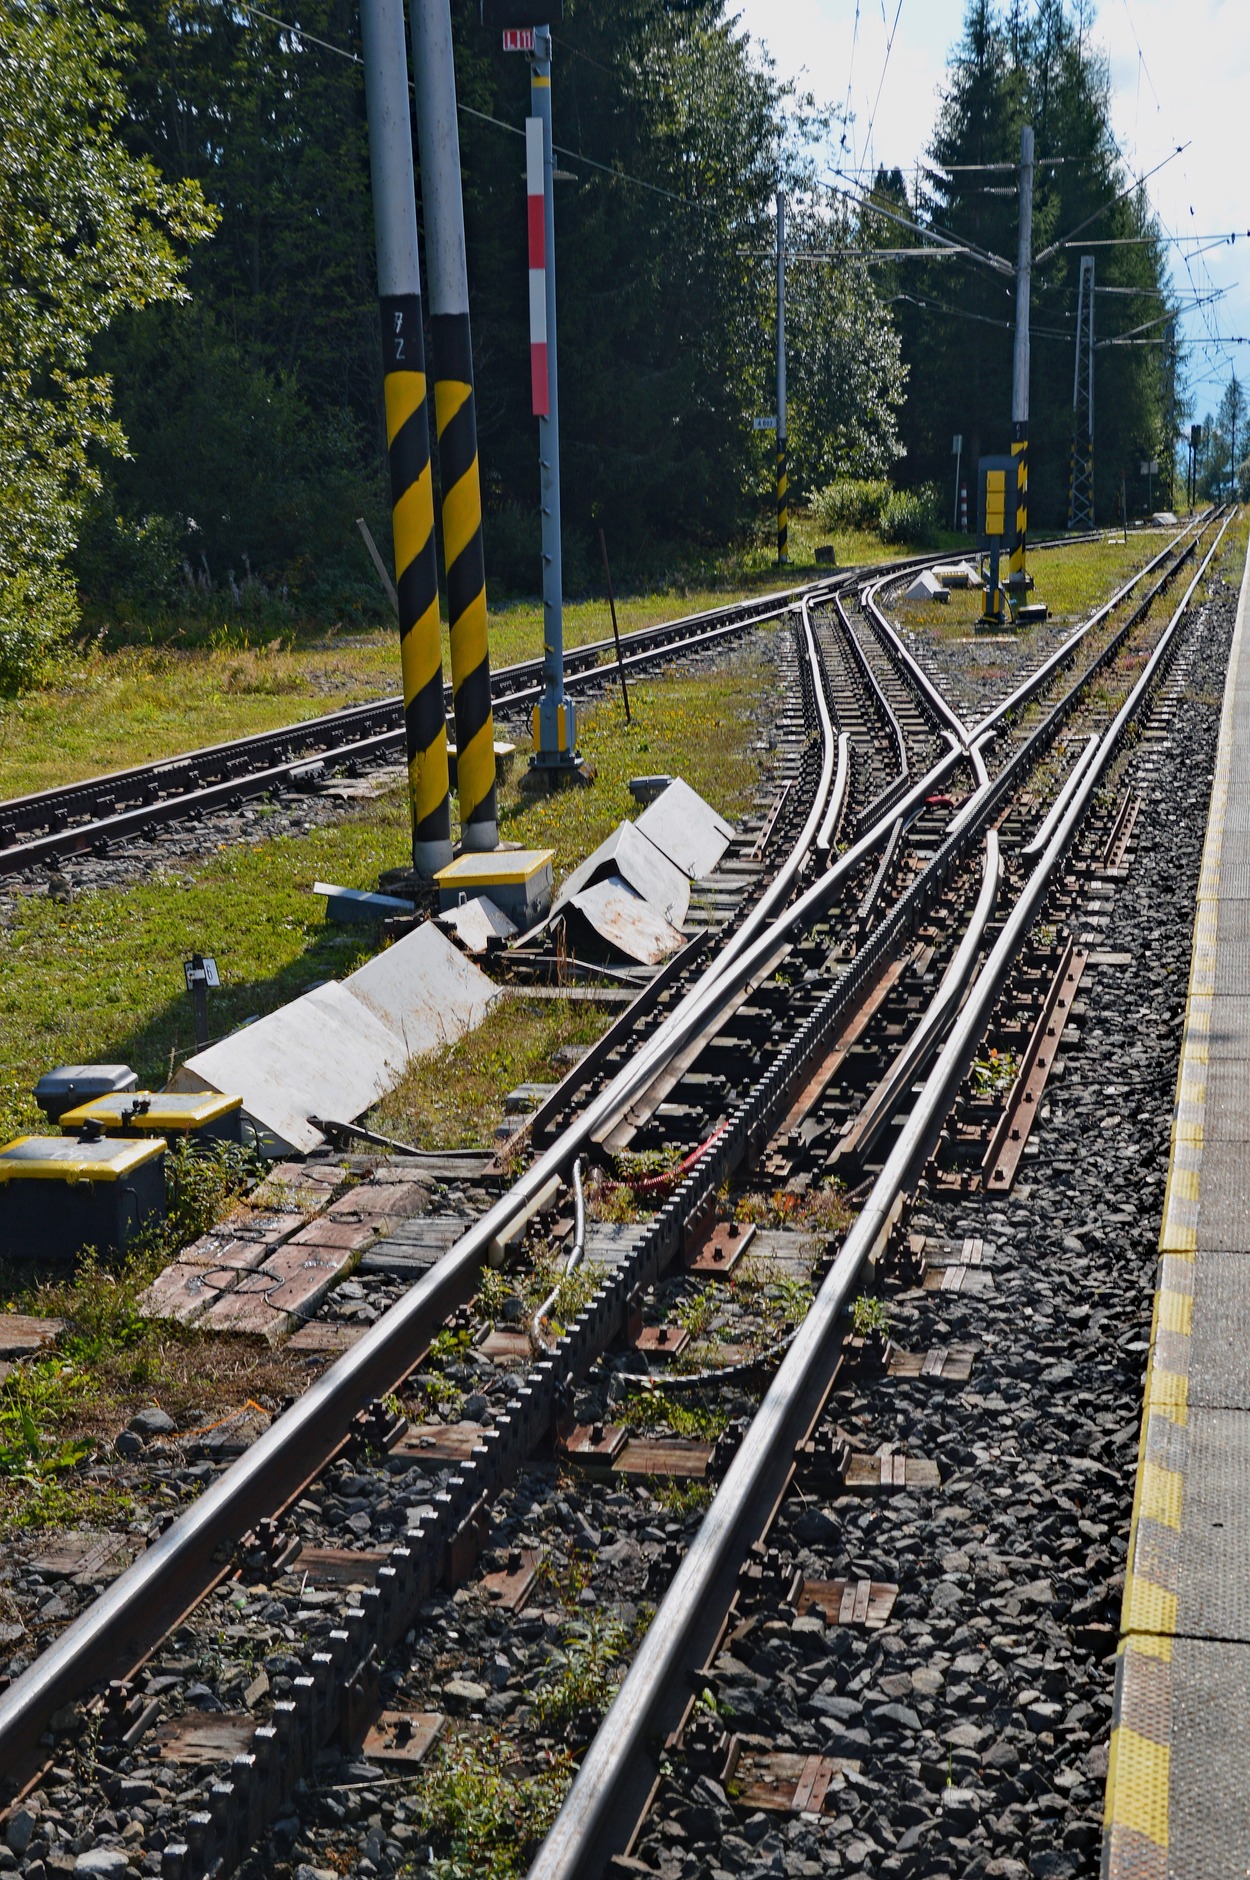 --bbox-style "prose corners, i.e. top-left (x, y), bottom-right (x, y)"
top-left (138, 1261), bottom-right (234, 1325)
top-left (170, 922), bottom-right (499, 1155)
top-left (635, 778), bottom-right (733, 880)
top-left (553, 821), bottom-right (691, 929)
top-left (565, 876), bottom-right (686, 965)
